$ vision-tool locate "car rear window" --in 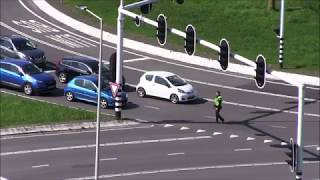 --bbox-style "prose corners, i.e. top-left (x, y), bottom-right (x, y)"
top-left (74, 79), bottom-right (85, 87)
